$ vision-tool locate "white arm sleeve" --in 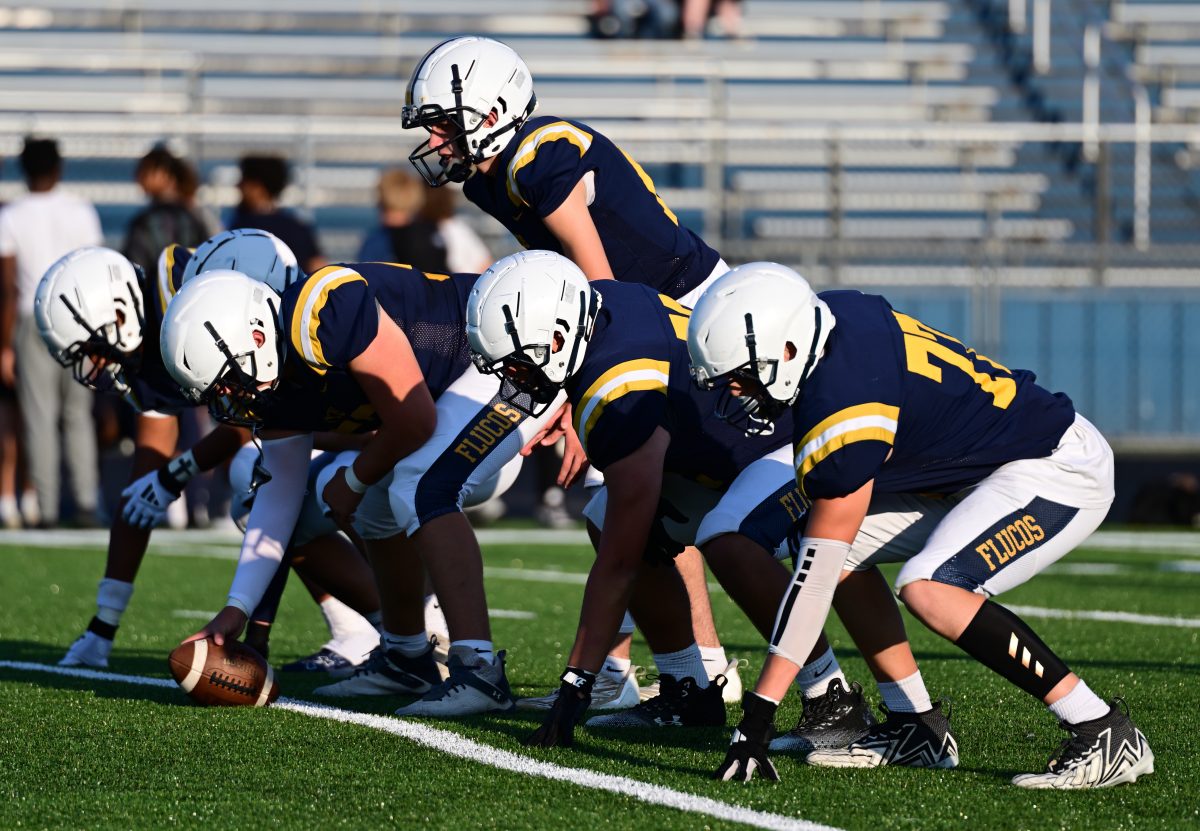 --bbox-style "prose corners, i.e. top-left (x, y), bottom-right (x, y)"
top-left (767, 537), bottom-right (852, 666)
top-left (225, 433), bottom-right (313, 615)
